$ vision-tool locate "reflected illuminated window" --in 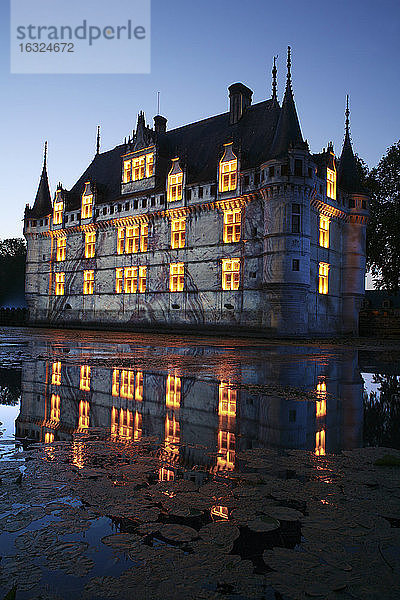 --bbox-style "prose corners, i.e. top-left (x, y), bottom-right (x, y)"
top-left (135, 371), bottom-right (143, 402)
top-left (222, 258), bottom-right (240, 291)
top-left (211, 505), bottom-right (229, 520)
top-left (140, 224), bottom-right (148, 252)
top-left (78, 400), bottom-right (90, 430)
top-left (134, 411), bottom-right (142, 441)
top-left (318, 262), bottom-right (329, 295)
top-left (316, 379), bottom-right (327, 417)
top-left (51, 361), bottom-right (61, 386)
top-left (120, 370), bottom-right (135, 399)
top-left (166, 375), bottom-right (181, 409)
top-left (217, 431), bottom-right (235, 471)
top-left (165, 414), bottom-right (180, 457)
top-left (83, 270), bottom-right (94, 295)
top-left (159, 467), bottom-right (175, 481)
top-left (111, 406), bottom-right (118, 439)
top-left (319, 216), bottom-right (330, 248)
top-left (50, 394), bottom-right (60, 423)
top-left (55, 272), bottom-right (65, 296)
top-left (223, 210), bottom-right (241, 243)
top-left (119, 408), bottom-right (133, 440)
top-left (170, 263), bottom-right (184, 292)
top-left (171, 218), bottom-right (186, 249)
top-left (45, 432), bottom-right (54, 444)
top-left (72, 440), bottom-right (84, 469)
top-left (80, 365), bottom-right (91, 391)
top-left (56, 237), bottom-right (66, 262)
top-left (315, 429), bottom-right (326, 455)
top-left (218, 383), bottom-right (237, 417)
top-left (327, 168), bottom-right (336, 200)
top-left (85, 232), bottom-right (96, 258)
top-left (125, 226), bottom-right (139, 254)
